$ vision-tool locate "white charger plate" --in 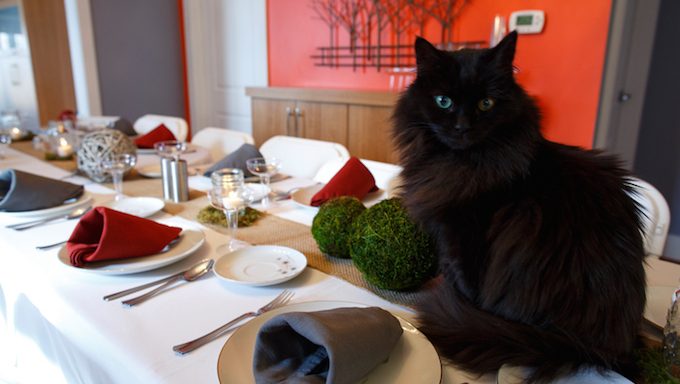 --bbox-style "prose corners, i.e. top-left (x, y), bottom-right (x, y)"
top-left (100, 197), bottom-right (165, 218)
top-left (290, 184), bottom-right (384, 208)
top-left (57, 229), bottom-right (205, 275)
top-left (213, 245), bottom-right (307, 286)
top-left (216, 300), bottom-right (442, 384)
top-left (0, 191), bottom-right (93, 219)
